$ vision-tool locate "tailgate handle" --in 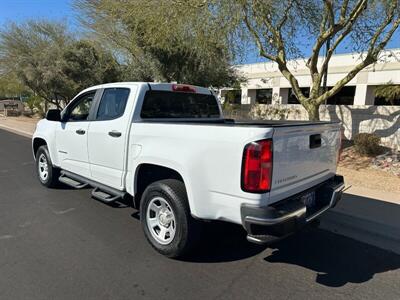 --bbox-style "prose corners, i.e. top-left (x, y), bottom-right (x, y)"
top-left (310, 134), bottom-right (321, 149)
